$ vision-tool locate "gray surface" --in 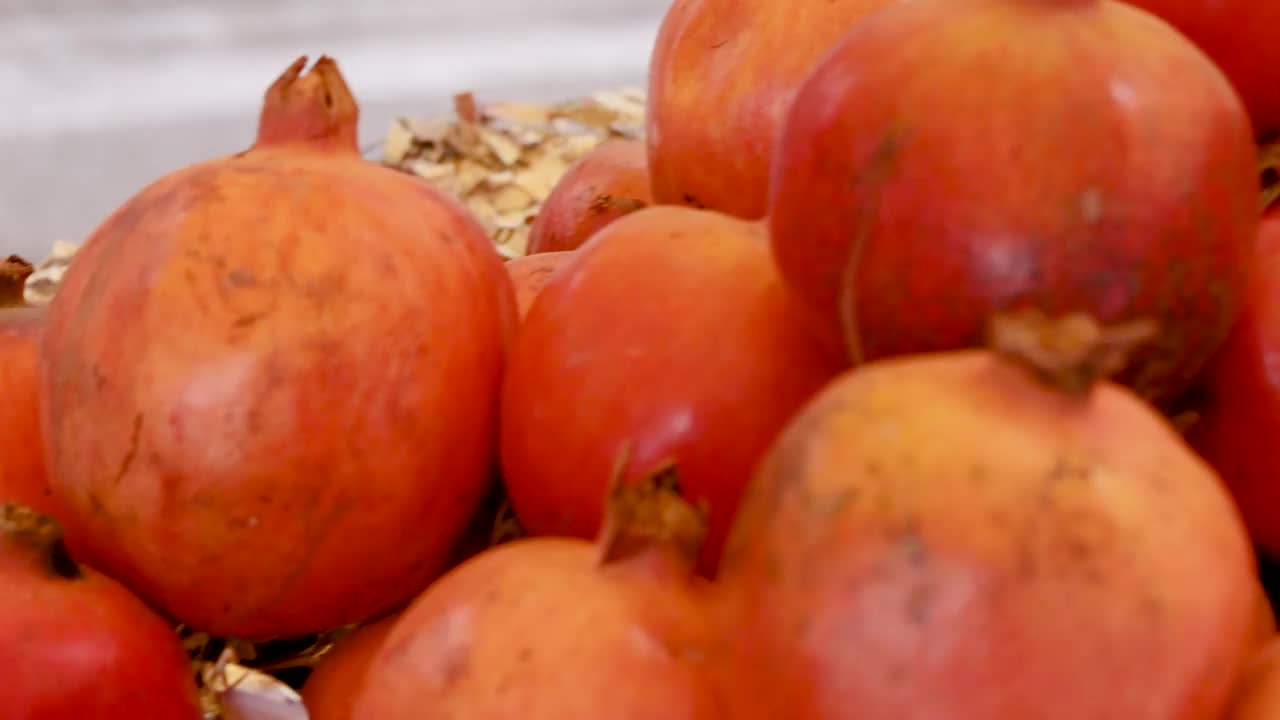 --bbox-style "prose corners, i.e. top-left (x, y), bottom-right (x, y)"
top-left (0, 0), bottom-right (667, 258)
